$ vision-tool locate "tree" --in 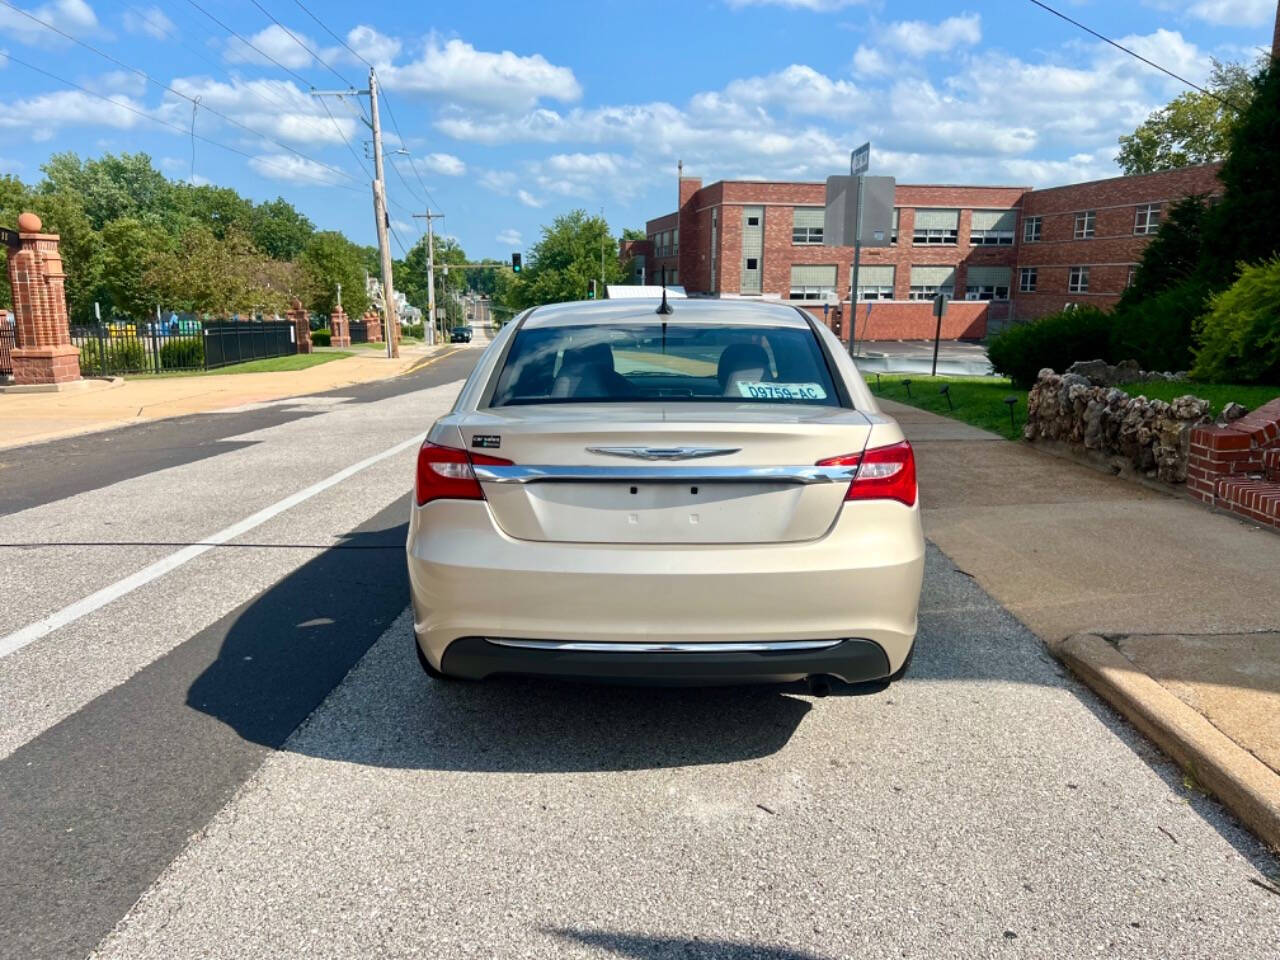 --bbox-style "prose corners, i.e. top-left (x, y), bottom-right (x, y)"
top-left (147, 225), bottom-right (291, 316)
top-left (172, 184), bottom-right (253, 240)
top-left (621, 227), bottom-right (647, 241)
top-left (1118, 195), bottom-right (1211, 305)
top-left (249, 197), bottom-right (314, 261)
top-left (499, 210), bottom-right (627, 310)
top-left (38, 152), bottom-right (173, 230)
top-left (0, 174), bottom-right (30, 310)
top-left (299, 231), bottom-right (370, 317)
top-left (99, 218), bottom-right (173, 319)
top-left (1116, 60), bottom-right (1256, 175)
